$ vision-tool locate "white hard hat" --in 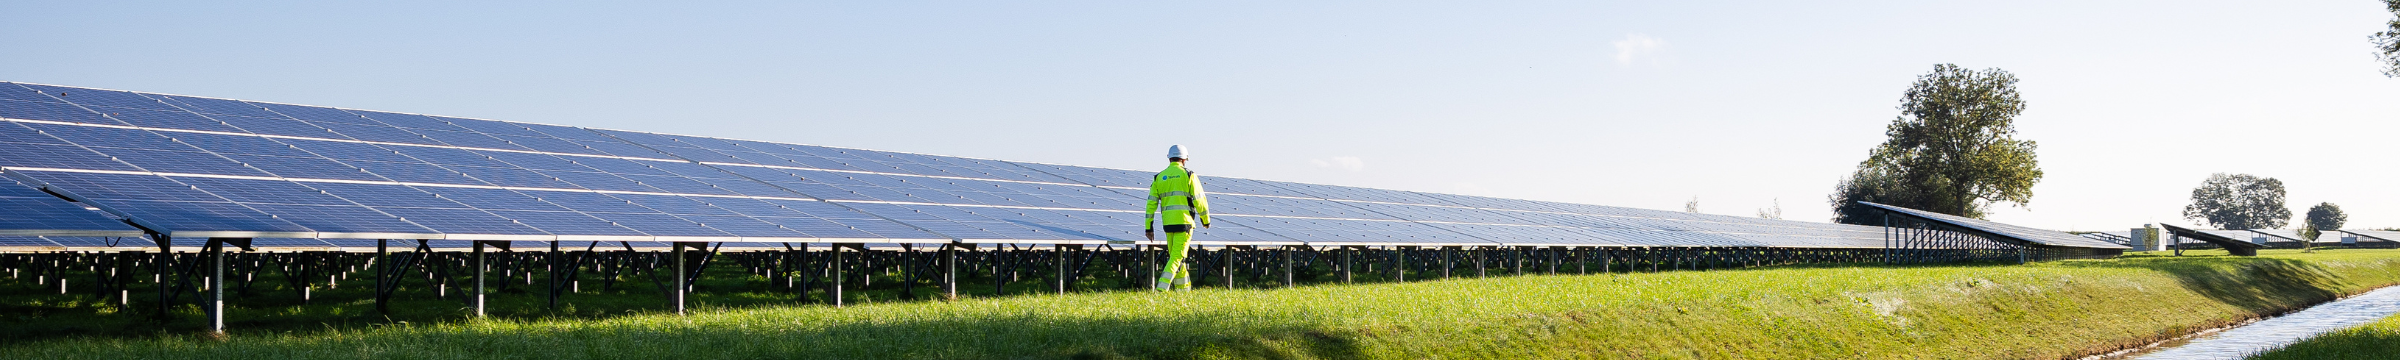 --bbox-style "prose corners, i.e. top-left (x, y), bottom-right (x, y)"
top-left (1166, 145), bottom-right (1187, 159)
